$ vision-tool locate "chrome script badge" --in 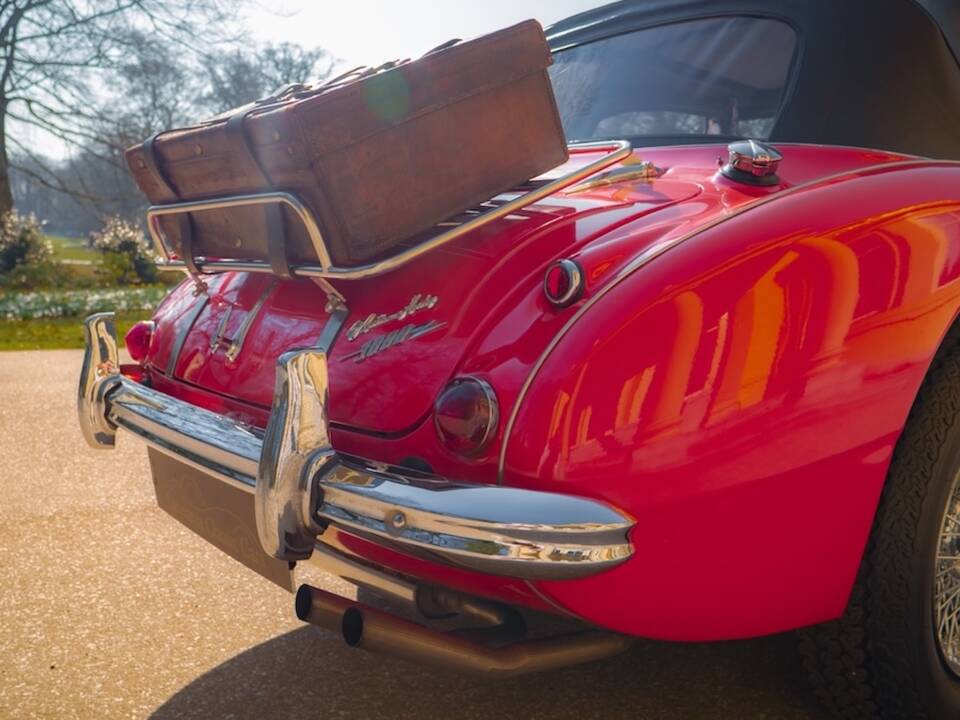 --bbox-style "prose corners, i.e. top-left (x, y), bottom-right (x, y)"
top-left (346, 294), bottom-right (439, 341)
top-left (341, 320), bottom-right (446, 363)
